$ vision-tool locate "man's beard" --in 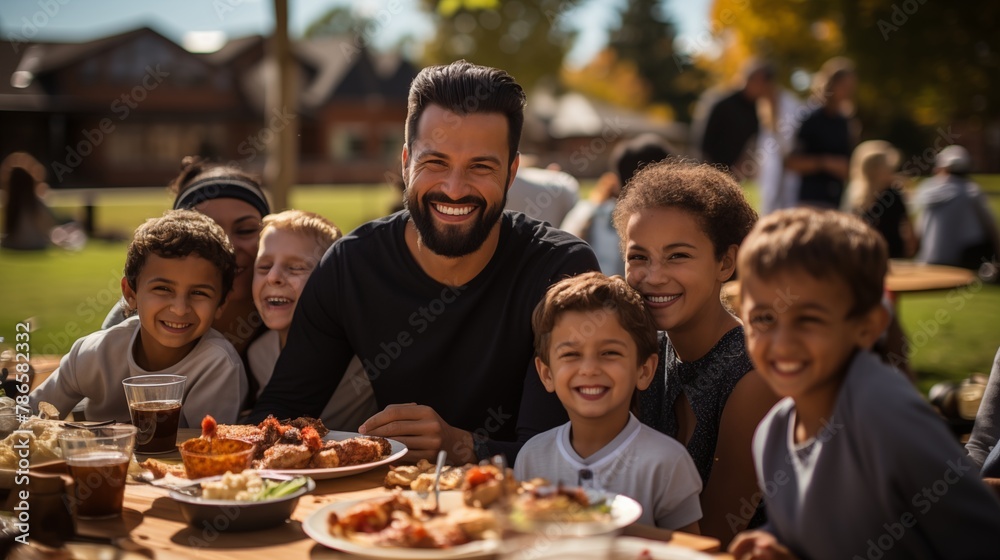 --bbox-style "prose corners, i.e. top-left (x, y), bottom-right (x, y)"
top-left (405, 188), bottom-right (507, 258)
